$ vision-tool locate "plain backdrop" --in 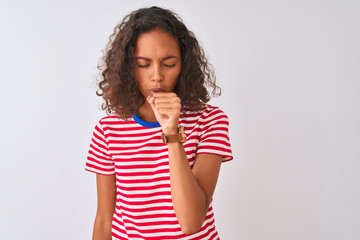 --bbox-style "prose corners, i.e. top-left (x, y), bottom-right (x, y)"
top-left (0, 0), bottom-right (359, 239)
